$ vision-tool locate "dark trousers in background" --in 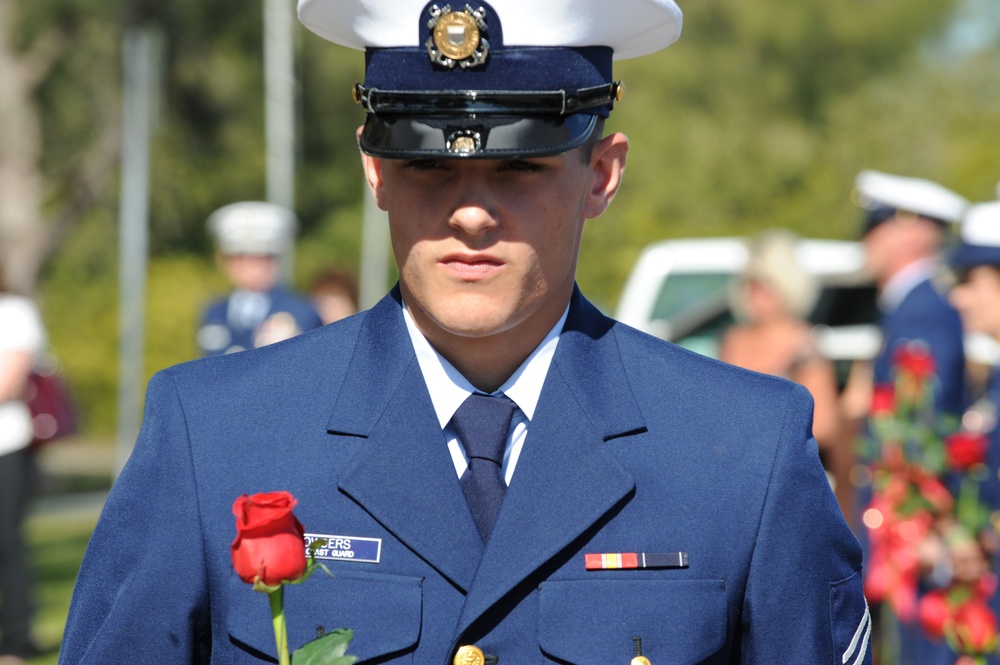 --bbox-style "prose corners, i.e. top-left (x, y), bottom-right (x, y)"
top-left (0, 447), bottom-right (37, 657)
